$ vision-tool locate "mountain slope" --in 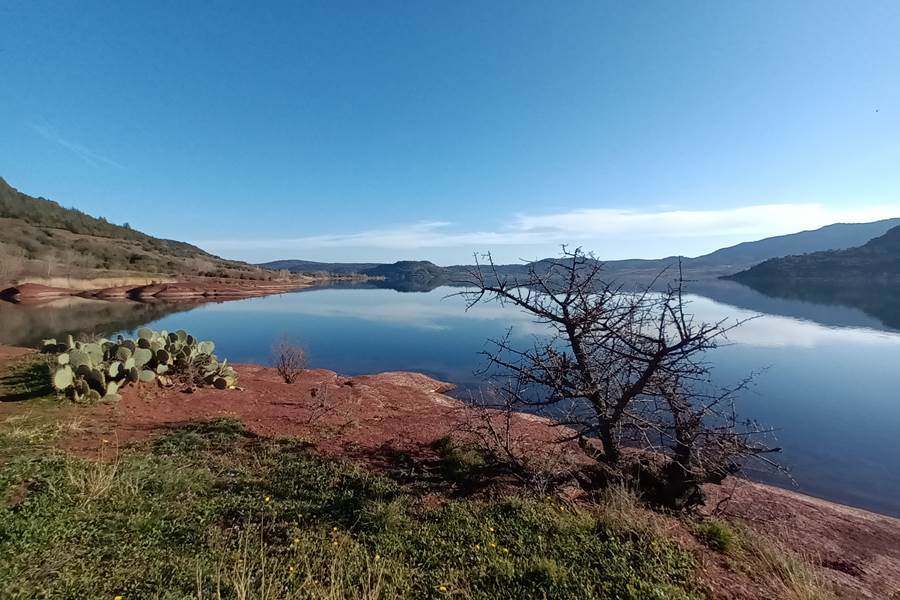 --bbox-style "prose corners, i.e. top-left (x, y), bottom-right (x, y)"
top-left (728, 225), bottom-right (900, 283)
top-left (689, 219), bottom-right (900, 269)
top-left (264, 218), bottom-right (900, 286)
top-left (0, 177), bottom-right (270, 282)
